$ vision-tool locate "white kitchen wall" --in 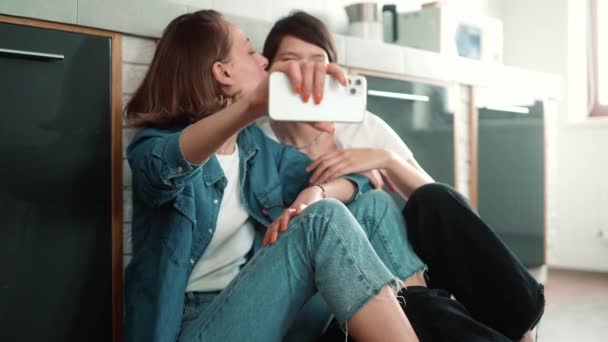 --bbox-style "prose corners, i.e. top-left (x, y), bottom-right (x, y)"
top-left (497, 0), bottom-right (608, 272)
top-left (556, 0), bottom-right (608, 271)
